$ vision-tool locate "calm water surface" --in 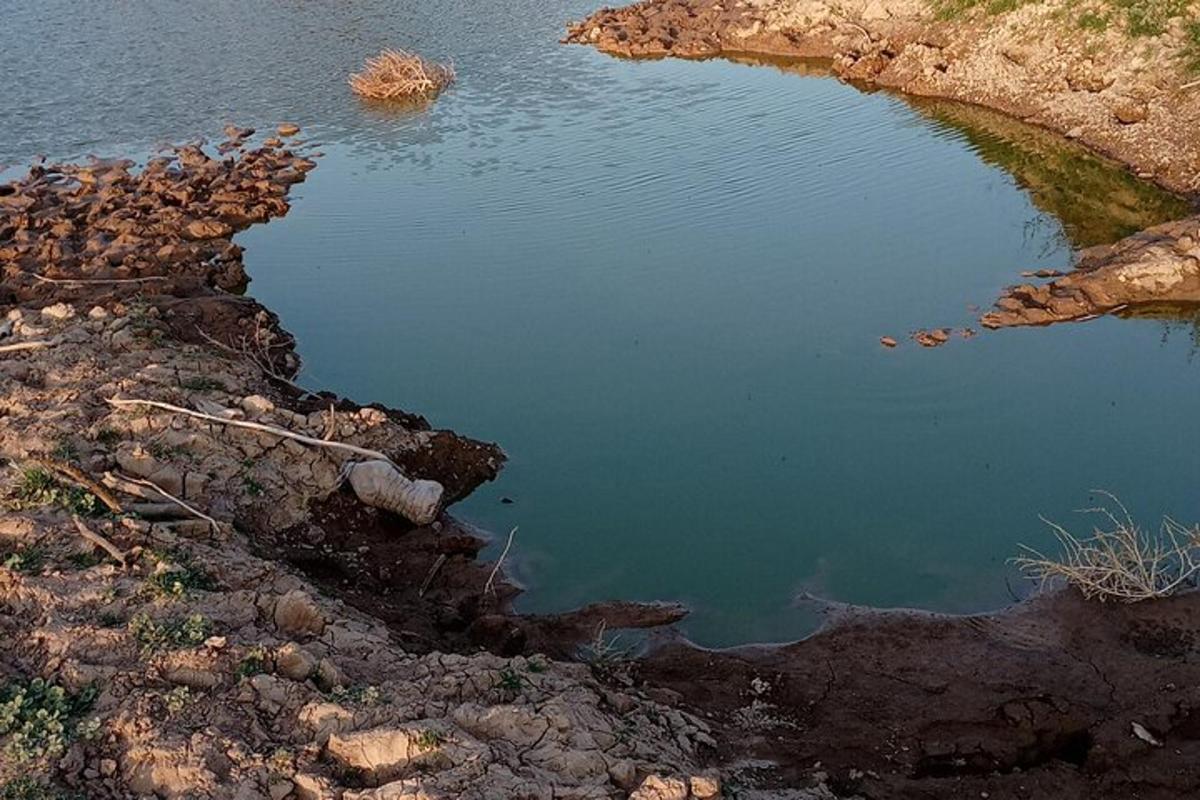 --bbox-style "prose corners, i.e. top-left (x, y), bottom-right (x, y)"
top-left (4, 1), bottom-right (1199, 645)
